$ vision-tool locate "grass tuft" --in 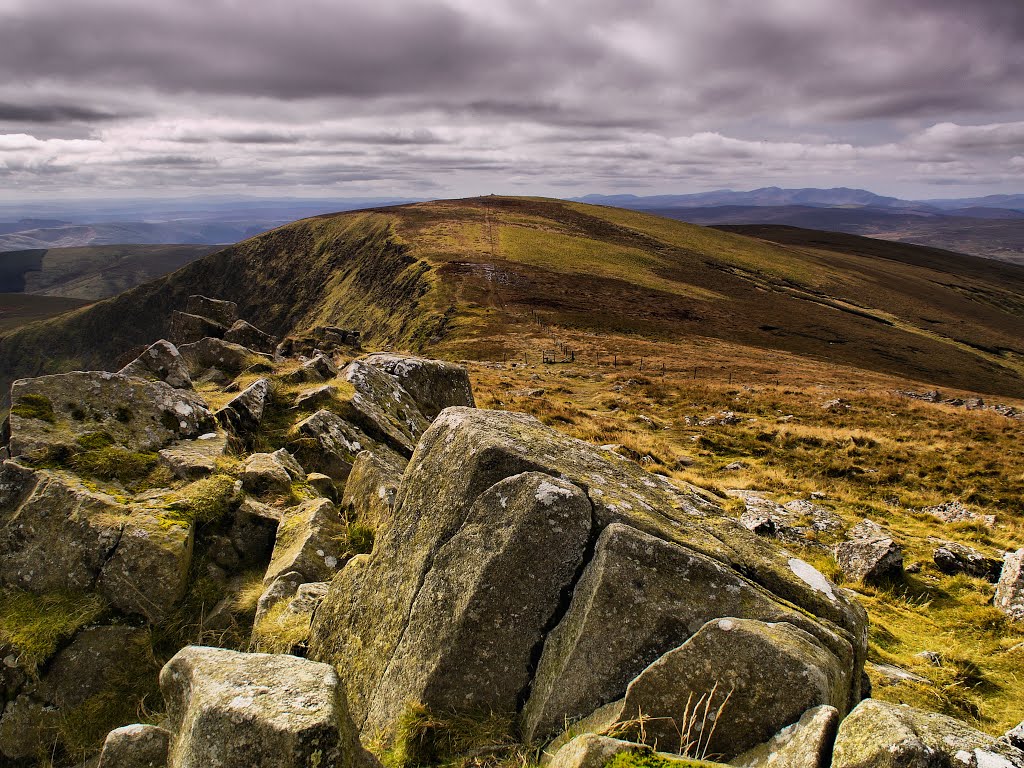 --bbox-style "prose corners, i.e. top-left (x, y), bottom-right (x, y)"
top-left (0, 589), bottom-right (106, 670)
